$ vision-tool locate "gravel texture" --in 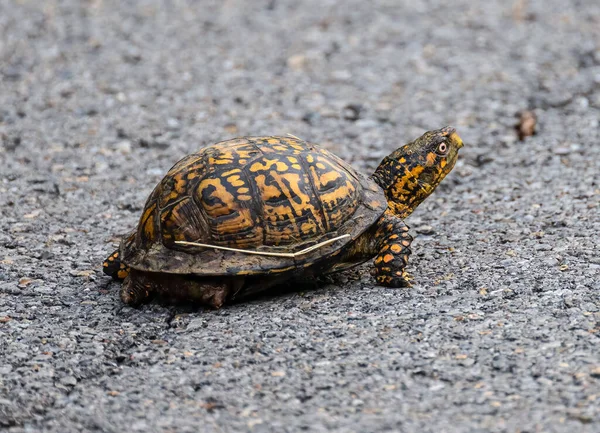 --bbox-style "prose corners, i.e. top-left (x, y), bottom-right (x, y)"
top-left (1, 1), bottom-right (599, 432)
